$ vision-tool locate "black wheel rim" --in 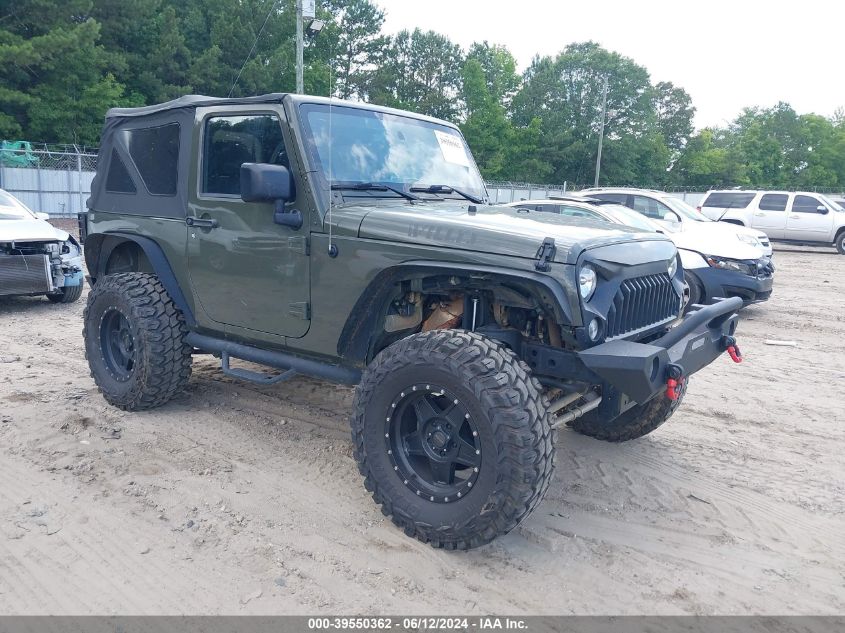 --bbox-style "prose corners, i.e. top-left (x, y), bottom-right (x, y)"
top-left (385, 384), bottom-right (482, 503)
top-left (100, 308), bottom-right (136, 381)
